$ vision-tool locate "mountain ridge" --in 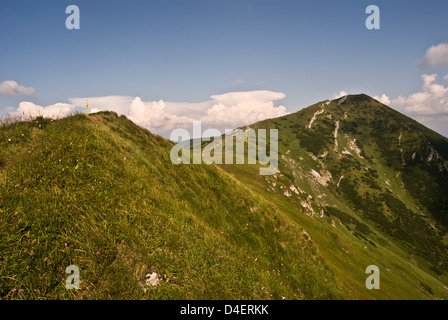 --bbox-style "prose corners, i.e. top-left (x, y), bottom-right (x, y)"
top-left (1, 94), bottom-right (447, 299)
top-left (218, 93), bottom-right (448, 296)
